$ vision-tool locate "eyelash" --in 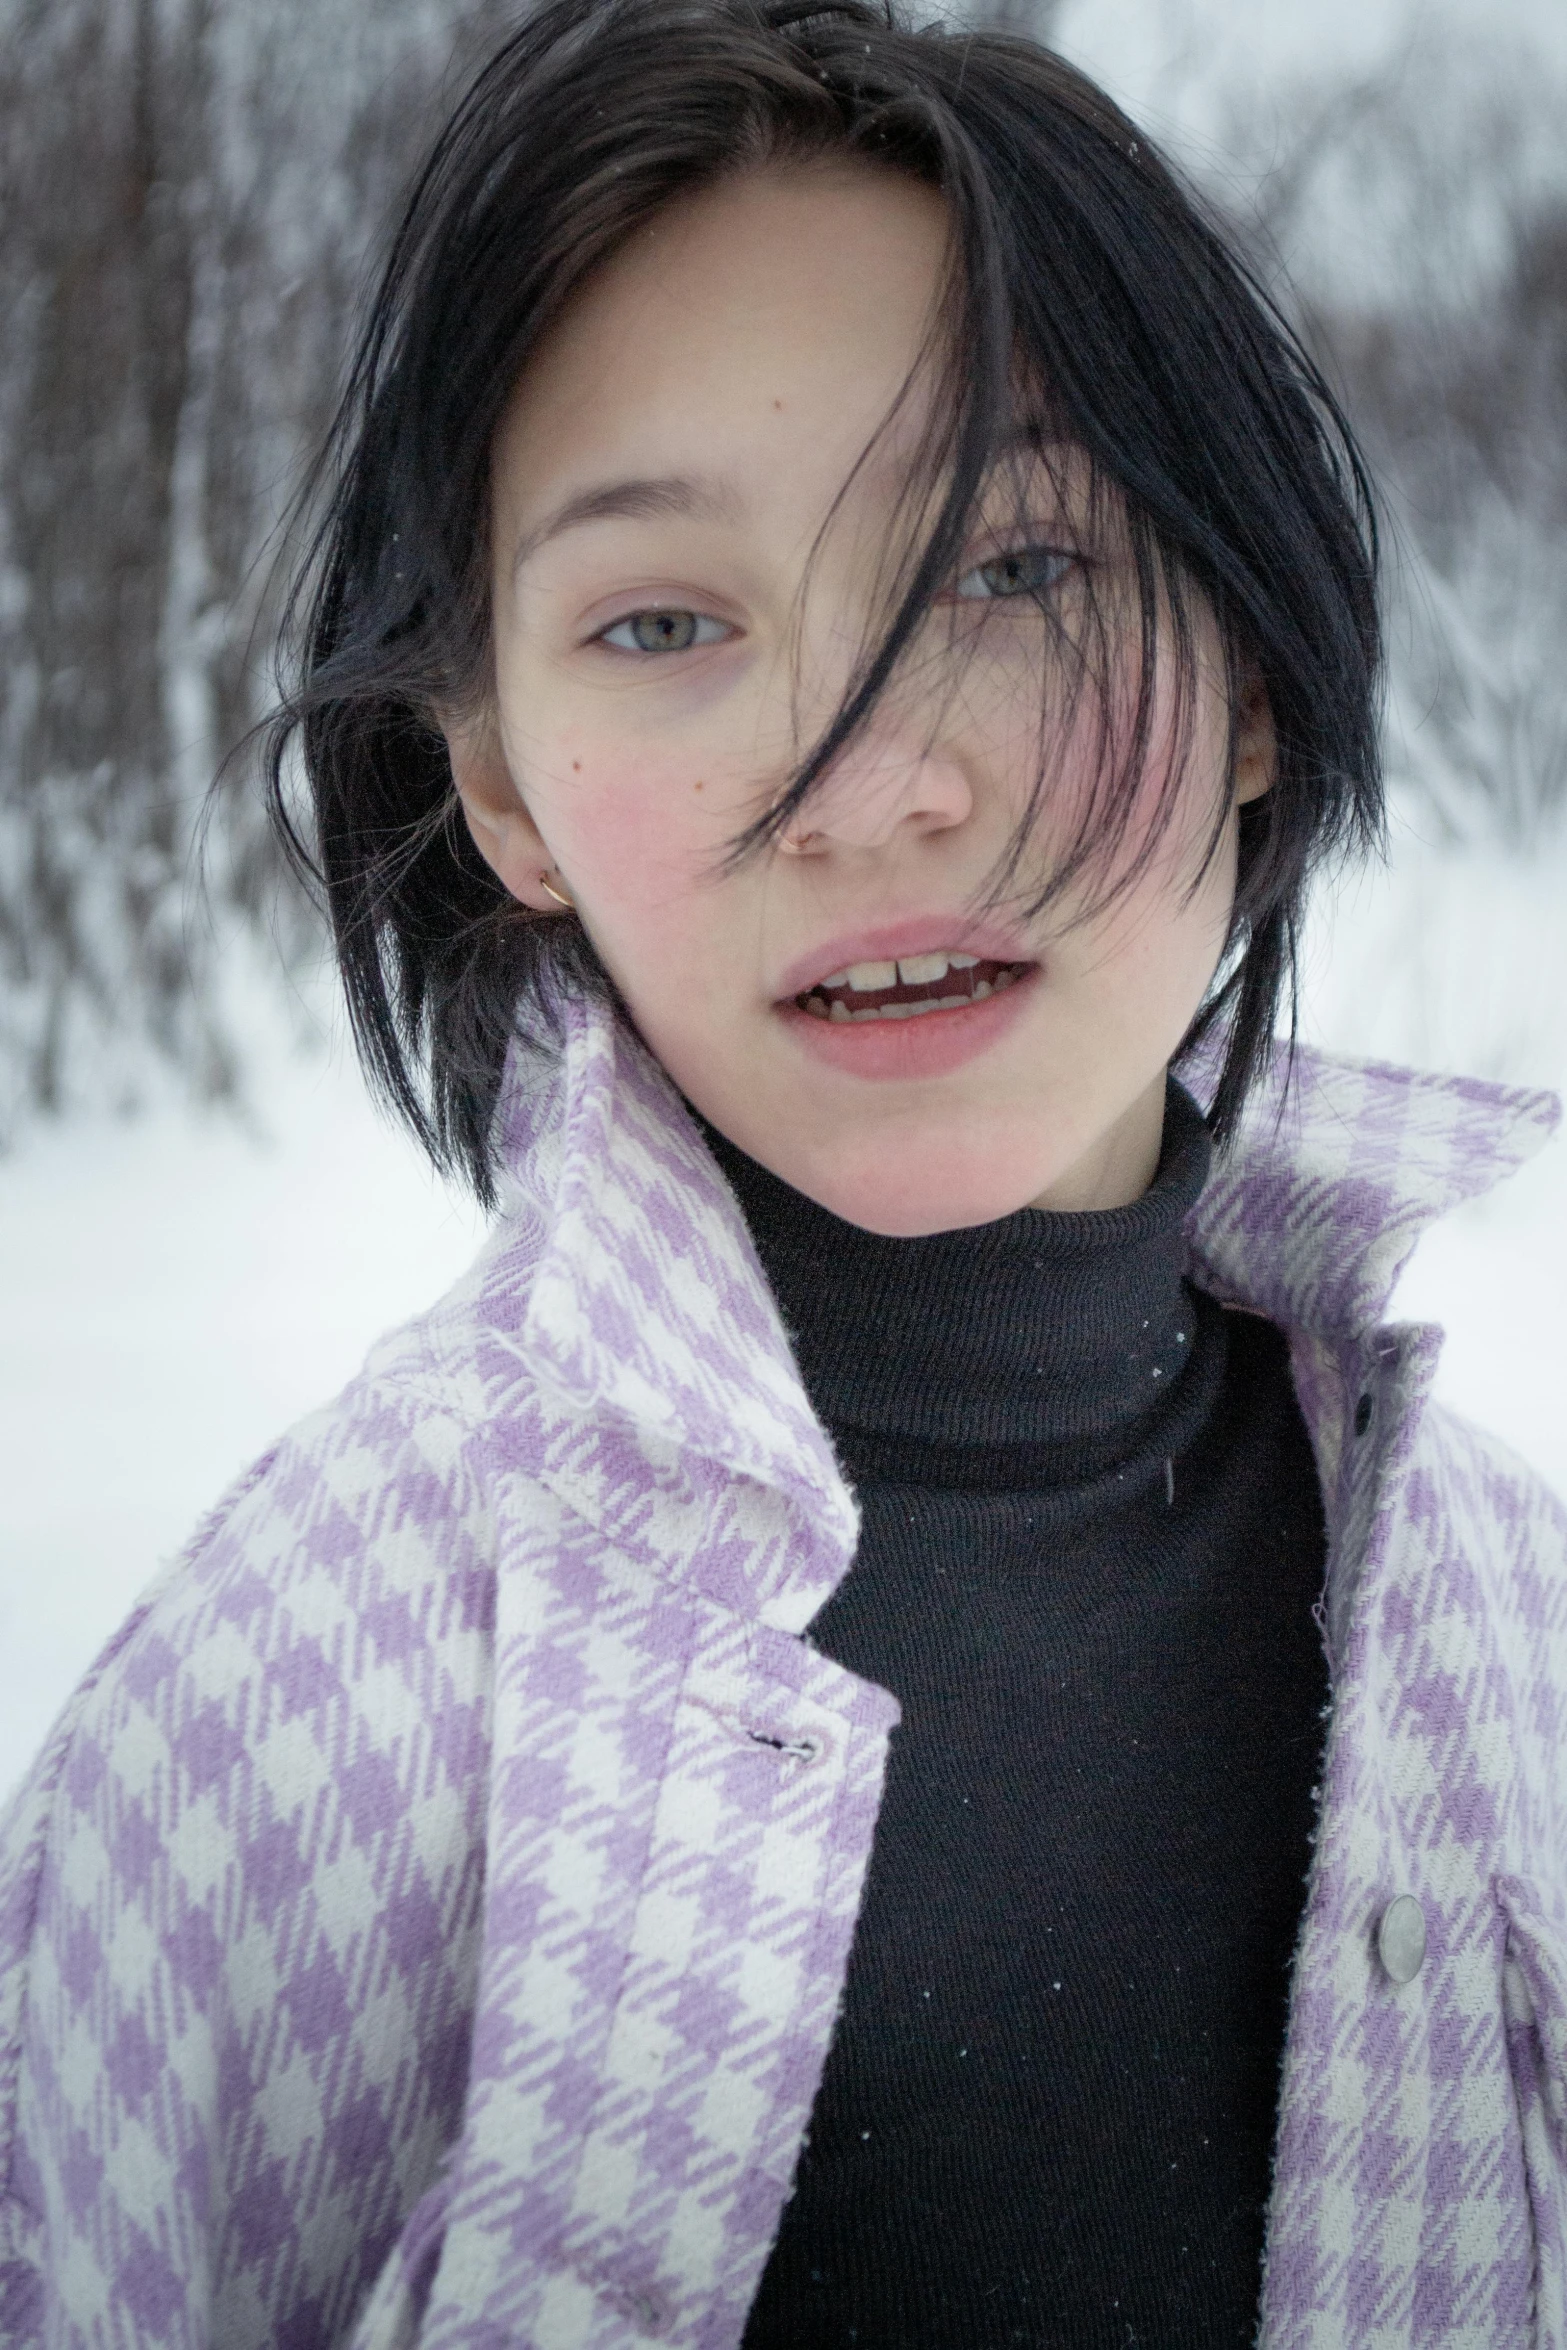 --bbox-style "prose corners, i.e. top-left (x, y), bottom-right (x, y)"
top-left (593, 545), bottom-right (1077, 656)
